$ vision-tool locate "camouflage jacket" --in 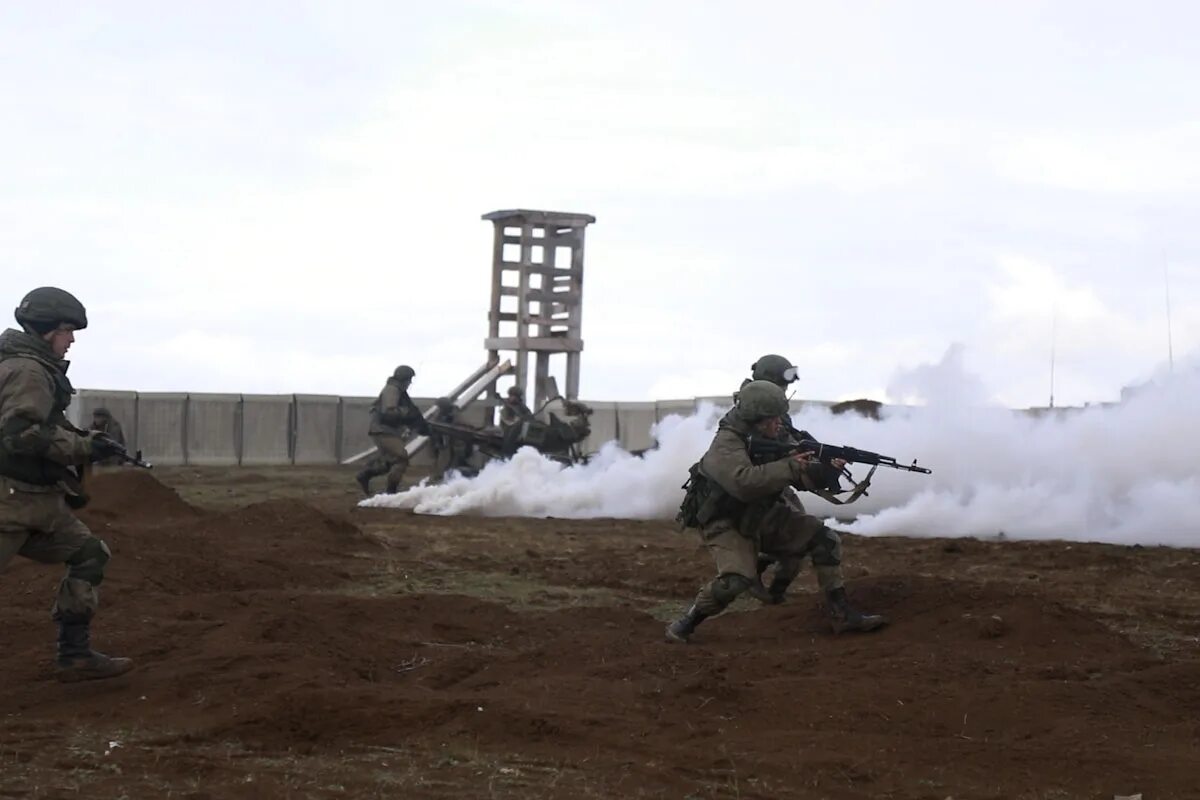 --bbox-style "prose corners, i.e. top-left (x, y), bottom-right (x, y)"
top-left (699, 408), bottom-right (812, 538)
top-left (368, 378), bottom-right (424, 437)
top-left (0, 328), bottom-right (93, 487)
